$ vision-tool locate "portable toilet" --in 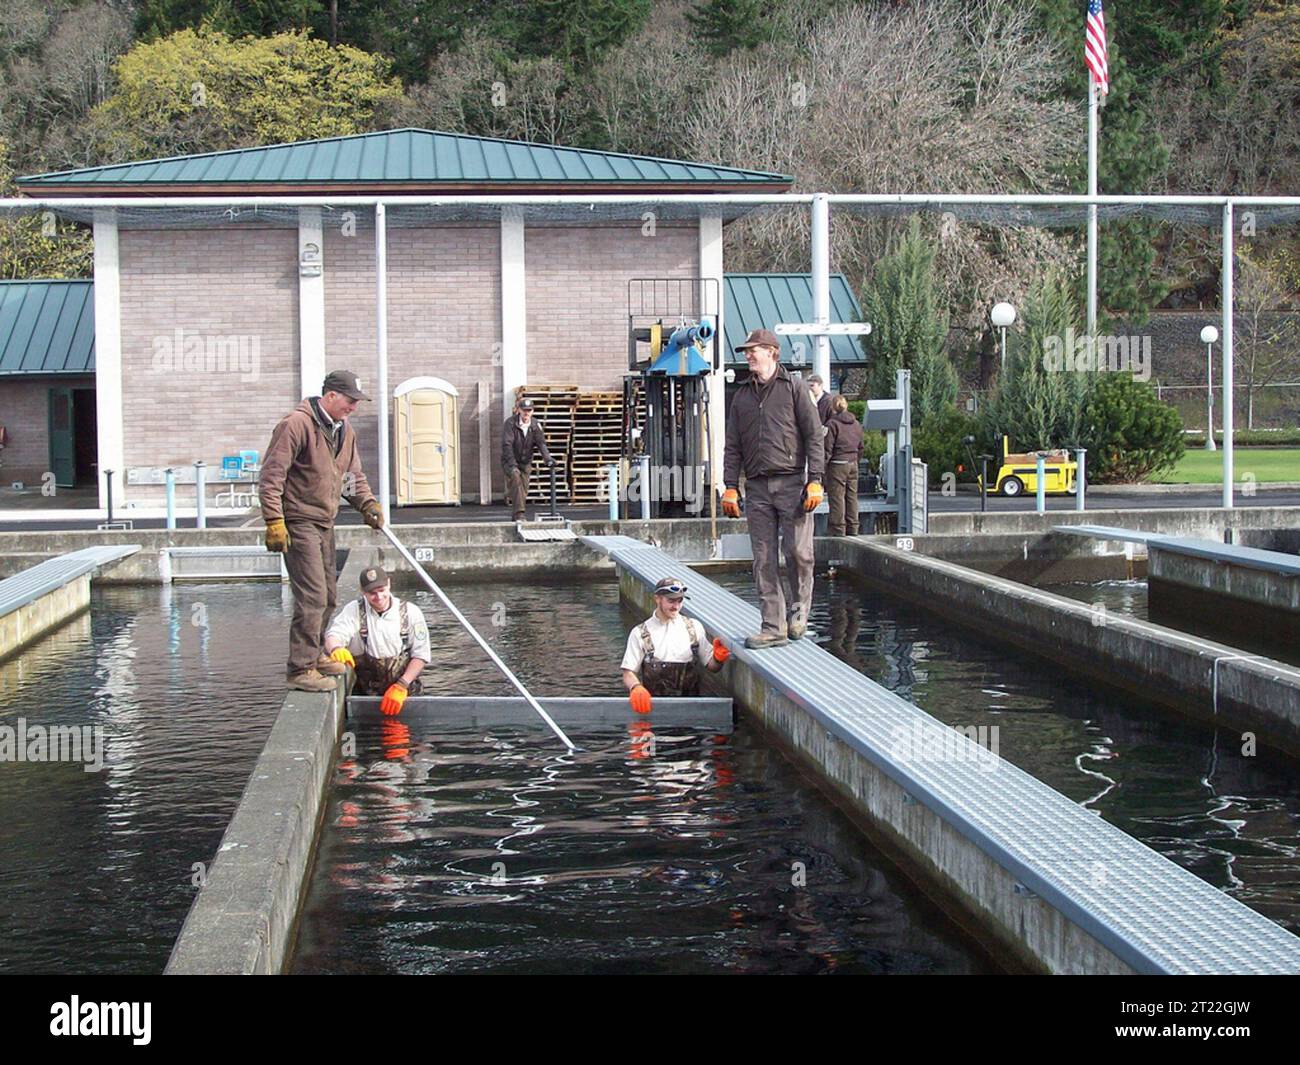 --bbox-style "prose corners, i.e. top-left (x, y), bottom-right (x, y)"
top-left (394, 376), bottom-right (460, 505)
